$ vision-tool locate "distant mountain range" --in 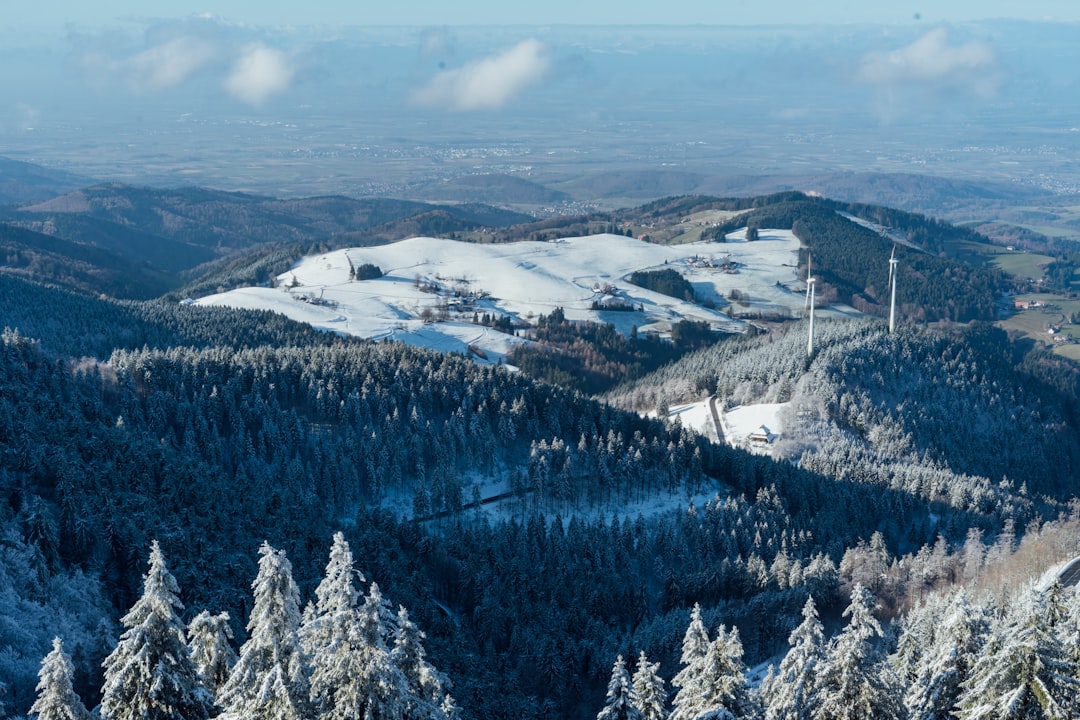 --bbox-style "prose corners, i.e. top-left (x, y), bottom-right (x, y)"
top-left (0, 156), bottom-right (90, 205)
top-left (0, 177), bottom-right (534, 298)
top-left (0, 156), bottom-right (1059, 305)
